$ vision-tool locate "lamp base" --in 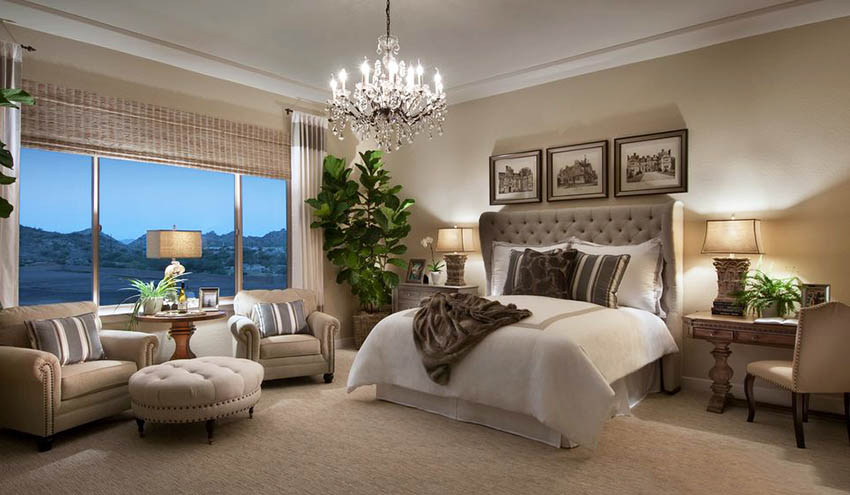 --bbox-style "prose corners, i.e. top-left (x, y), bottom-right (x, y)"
top-left (164, 259), bottom-right (186, 279)
top-left (443, 254), bottom-right (468, 286)
top-left (711, 257), bottom-right (750, 316)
